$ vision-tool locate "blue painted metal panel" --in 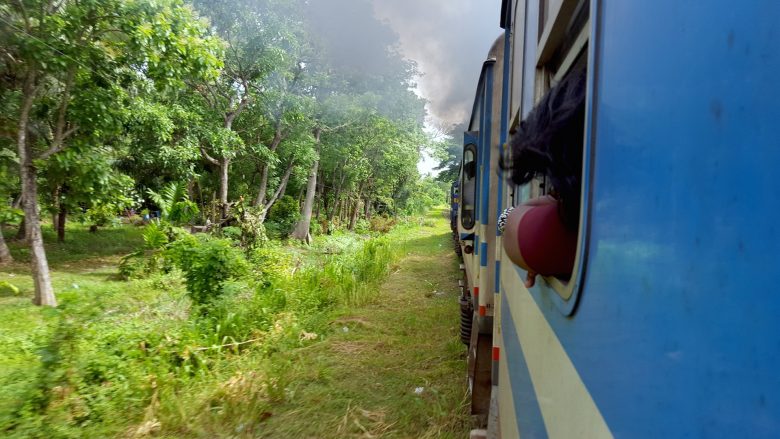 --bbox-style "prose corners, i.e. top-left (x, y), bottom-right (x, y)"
top-left (509, 2), bottom-right (780, 437)
top-left (494, 261), bottom-right (501, 294)
top-left (480, 63), bottom-right (494, 225)
top-left (480, 242), bottom-right (488, 267)
top-left (500, 290), bottom-right (548, 438)
top-left (496, 22), bottom-right (511, 228)
top-left (464, 131), bottom-right (479, 147)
